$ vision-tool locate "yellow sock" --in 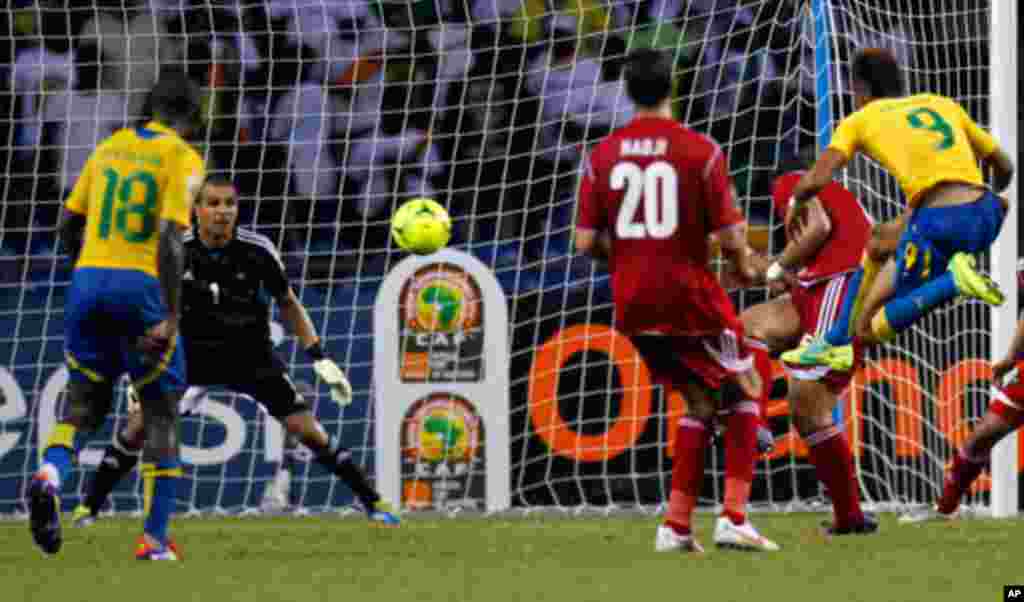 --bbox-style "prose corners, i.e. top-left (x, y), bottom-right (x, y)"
top-left (45, 423), bottom-right (77, 451)
top-left (848, 252), bottom-right (882, 338)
